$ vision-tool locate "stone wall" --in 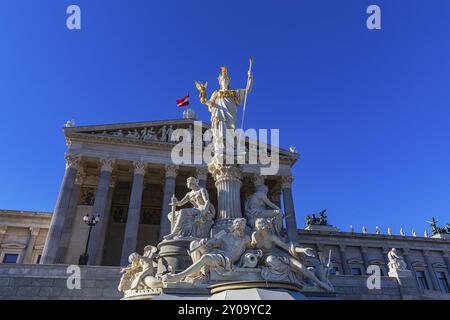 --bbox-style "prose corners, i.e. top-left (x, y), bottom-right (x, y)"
top-left (1, 264), bottom-right (449, 300)
top-left (0, 264), bottom-right (121, 300)
top-left (330, 275), bottom-right (403, 300)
